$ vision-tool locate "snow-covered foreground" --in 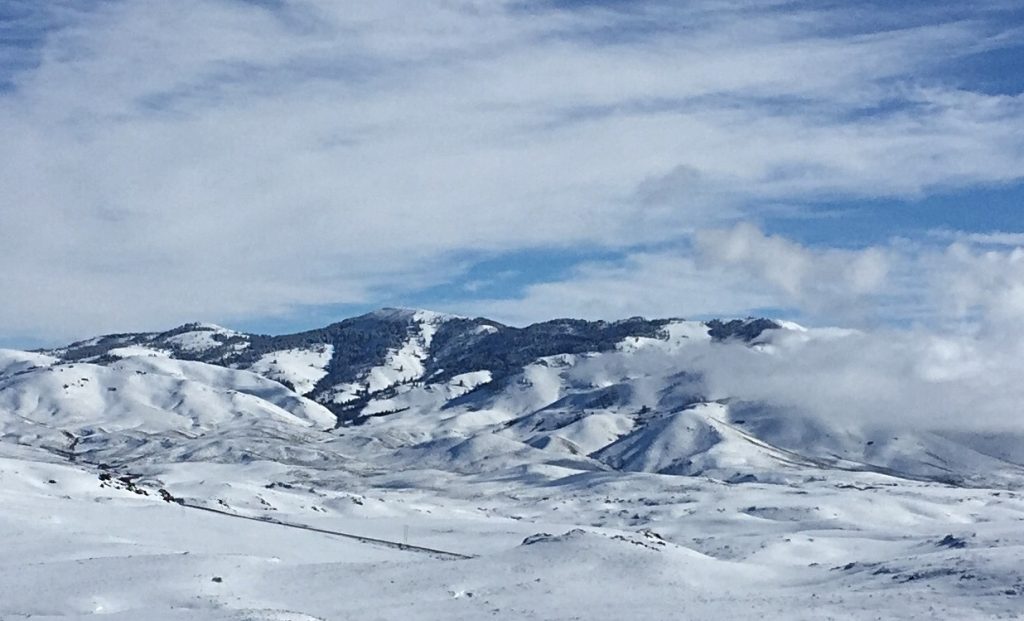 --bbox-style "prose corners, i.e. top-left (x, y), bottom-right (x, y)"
top-left (3, 442), bottom-right (1023, 620)
top-left (4, 311), bottom-right (1024, 618)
